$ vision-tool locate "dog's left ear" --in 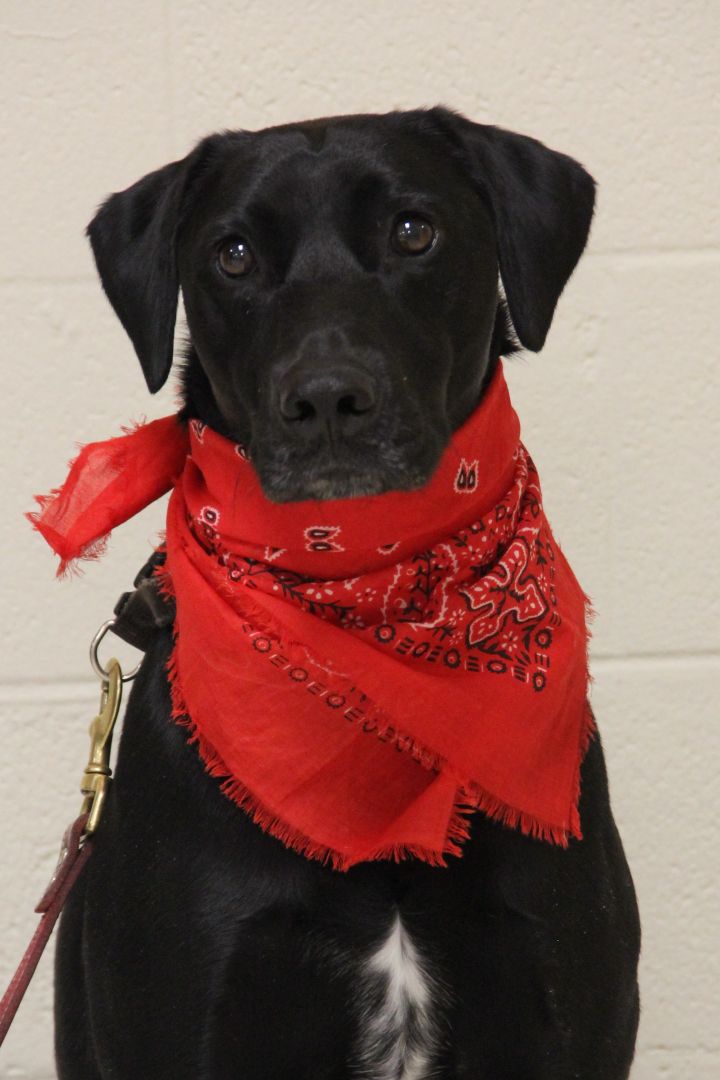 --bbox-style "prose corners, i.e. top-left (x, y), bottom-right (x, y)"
top-left (85, 133), bottom-right (229, 393)
top-left (430, 108), bottom-right (596, 352)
